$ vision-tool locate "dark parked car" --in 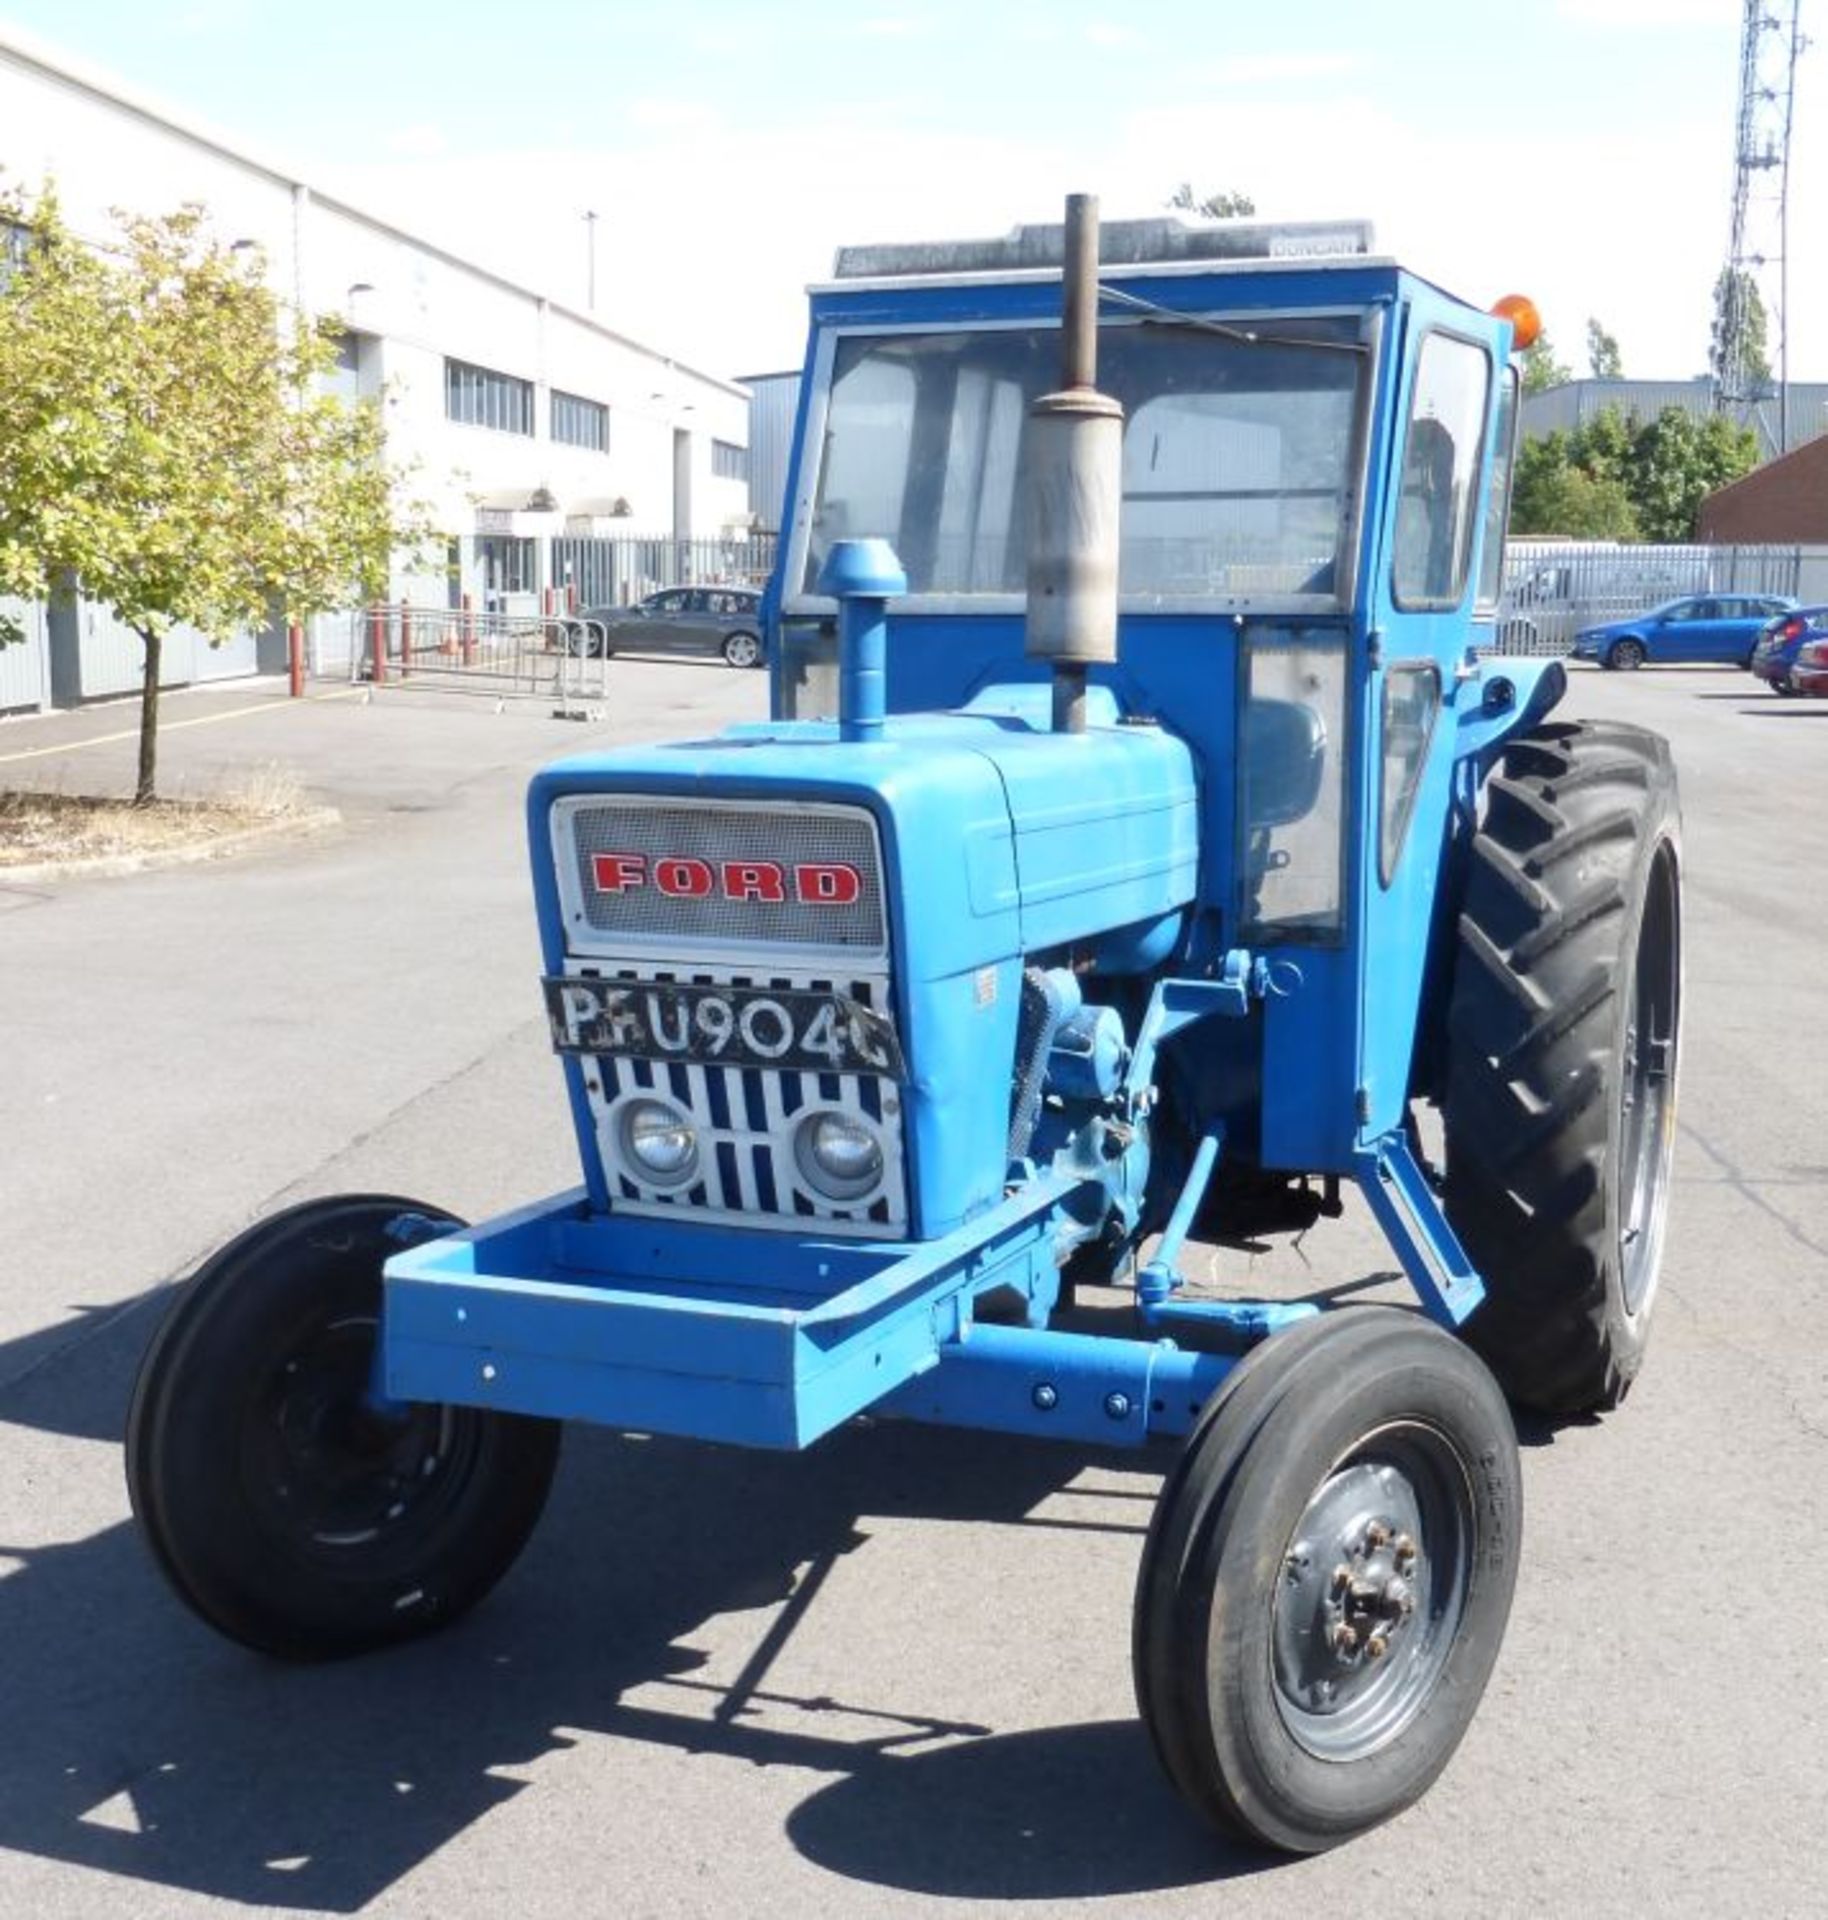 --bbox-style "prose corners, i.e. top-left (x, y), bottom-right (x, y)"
top-left (1793, 637), bottom-right (1828, 698)
top-left (1570, 593), bottom-right (1797, 669)
top-left (567, 586), bottom-right (765, 668)
top-left (1749, 605), bottom-right (1828, 694)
